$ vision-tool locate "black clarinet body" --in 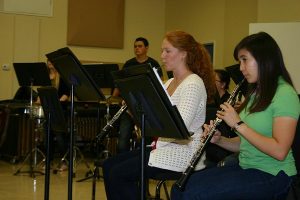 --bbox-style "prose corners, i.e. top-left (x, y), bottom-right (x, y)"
top-left (96, 104), bottom-right (127, 142)
top-left (175, 79), bottom-right (245, 190)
